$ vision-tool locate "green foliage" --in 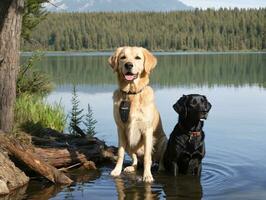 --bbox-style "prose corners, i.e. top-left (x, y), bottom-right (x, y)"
top-left (22, 8), bottom-right (266, 51)
top-left (17, 52), bottom-right (53, 96)
top-left (15, 51), bottom-right (65, 135)
top-left (15, 93), bottom-right (66, 133)
top-left (22, 0), bottom-right (47, 41)
top-left (68, 86), bottom-right (98, 136)
top-left (83, 104), bottom-right (97, 137)
top-left (69, 85), bottom-right (84, 135)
